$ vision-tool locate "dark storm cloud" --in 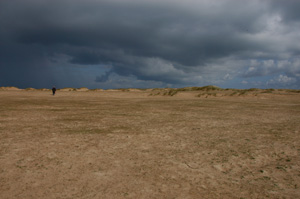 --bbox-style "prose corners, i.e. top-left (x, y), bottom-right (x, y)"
top-left (1, 0), bottom-right (300, 88)
top-left (270, 0), bottom-right (300, 22)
